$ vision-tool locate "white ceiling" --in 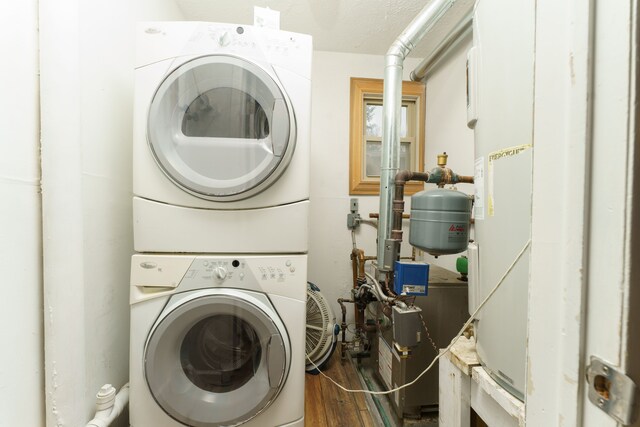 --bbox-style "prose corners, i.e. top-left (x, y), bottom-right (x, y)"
top-left (175, 0), bottom-right (474, 58)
